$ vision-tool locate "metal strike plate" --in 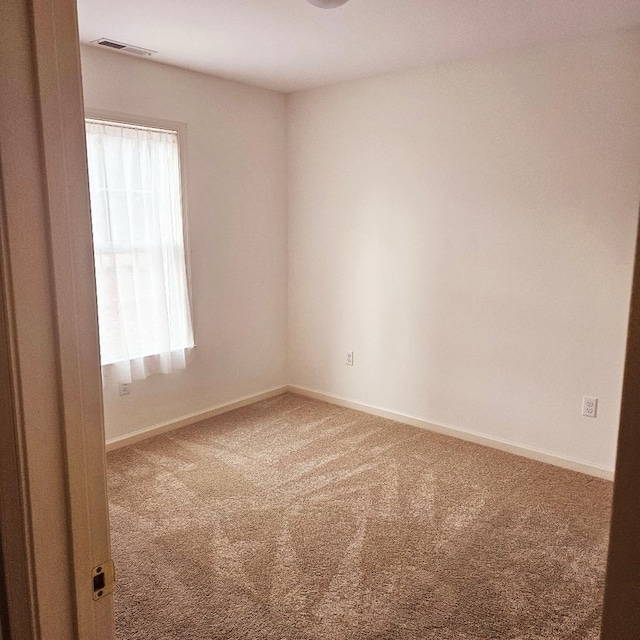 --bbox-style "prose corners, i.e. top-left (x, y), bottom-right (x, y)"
top-left (92, 560), bottom-right (115, 600)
